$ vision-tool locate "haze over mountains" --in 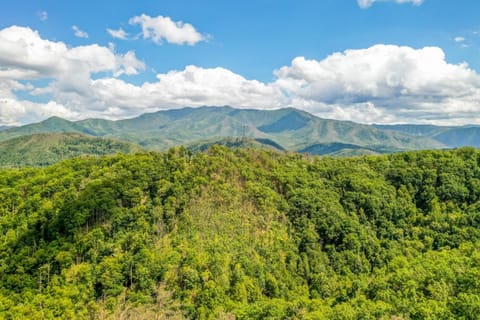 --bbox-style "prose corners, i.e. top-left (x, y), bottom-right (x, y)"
top-left (374, 124), bottom-right (480, 148)
top-left (1, 106), bottom-right (480, 165)
top-left (0, 126), bottom-right (13, 132)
